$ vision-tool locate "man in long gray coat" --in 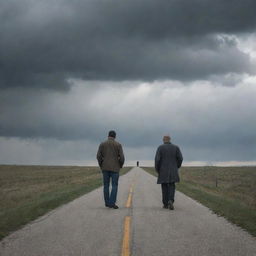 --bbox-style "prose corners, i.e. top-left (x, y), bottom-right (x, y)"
top-left (97, 130), bottom-right (125, 209)
top-left (155, 135), bottom-right (183, 210)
